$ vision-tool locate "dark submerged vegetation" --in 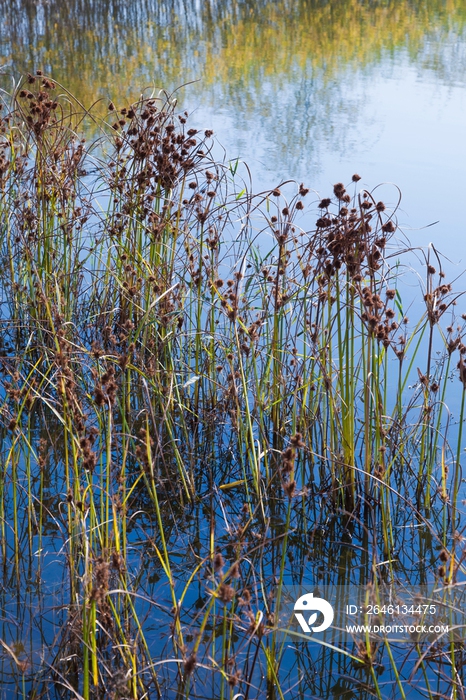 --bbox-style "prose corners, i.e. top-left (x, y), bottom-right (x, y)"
top-left (2, 74), bottom-right (466, 698)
